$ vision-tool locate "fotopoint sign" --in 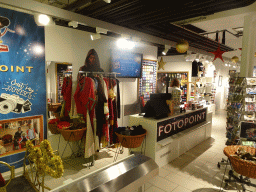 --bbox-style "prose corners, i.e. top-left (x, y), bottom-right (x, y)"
top-left (157, 108), bottom-right (207, 142)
